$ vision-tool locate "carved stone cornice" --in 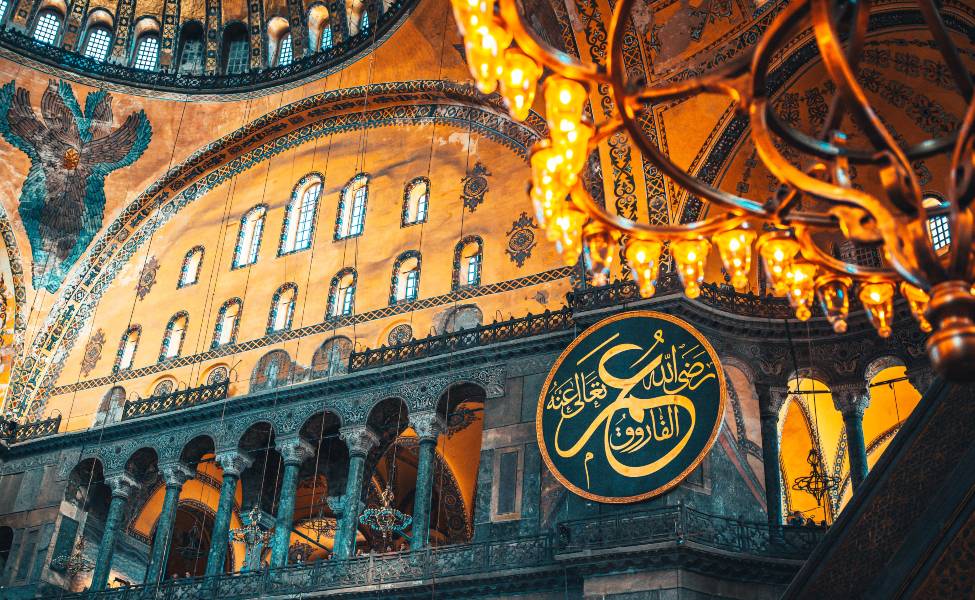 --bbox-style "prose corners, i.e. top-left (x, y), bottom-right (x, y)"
top-left (409, 410), bottom-right (446, 442)
top-left (105, 472), bottom-right (138, 499)
top-left (277, 436), bottom-right (315, 467)
top-left (759, 387), bottom-right (790, 419)
top-left (905, 366), bottom-right (935, 396)
top-left (160, 461), bottom-right (195, 489)
top-left (339, 426), bottom-right (379, 458)
top-left (215, 450), bottom-right (254, 478)
top-left (831, 383), bottom-right (870, 419)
